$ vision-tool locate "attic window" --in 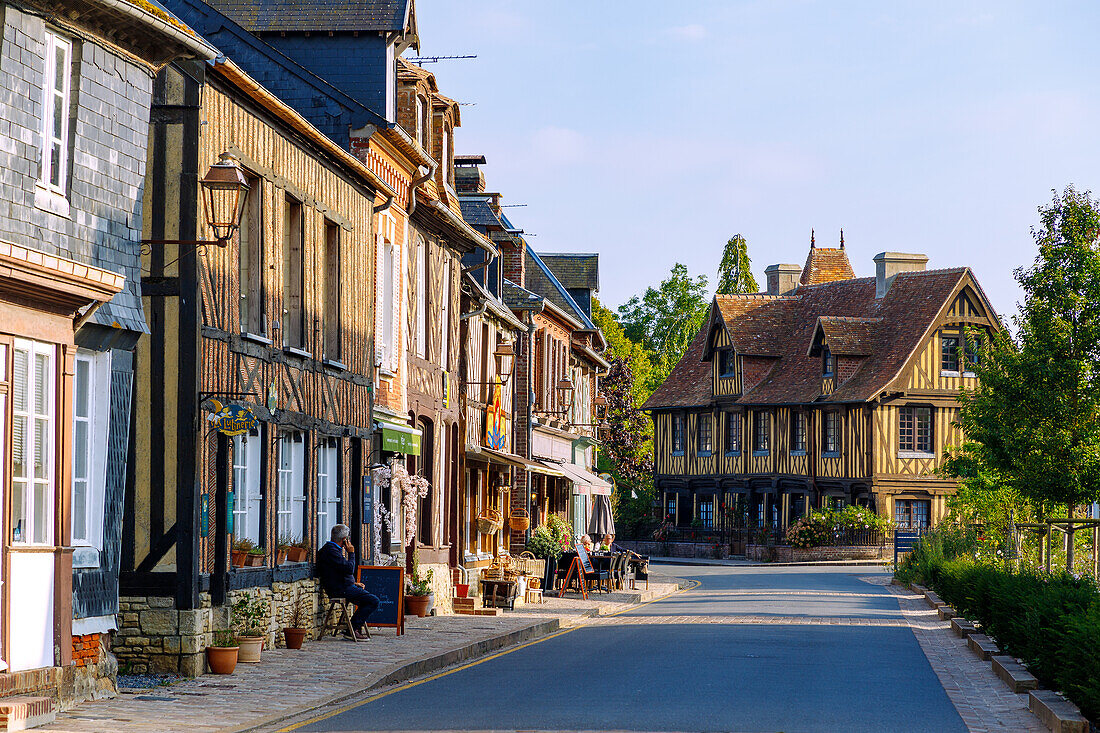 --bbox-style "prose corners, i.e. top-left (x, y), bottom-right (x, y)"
top-left (718, 349), bottom-right (735, 378)
top-left (941, 333), bottom-right (960, 373)
top-left (822, 346), bottom-right (834, 377)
